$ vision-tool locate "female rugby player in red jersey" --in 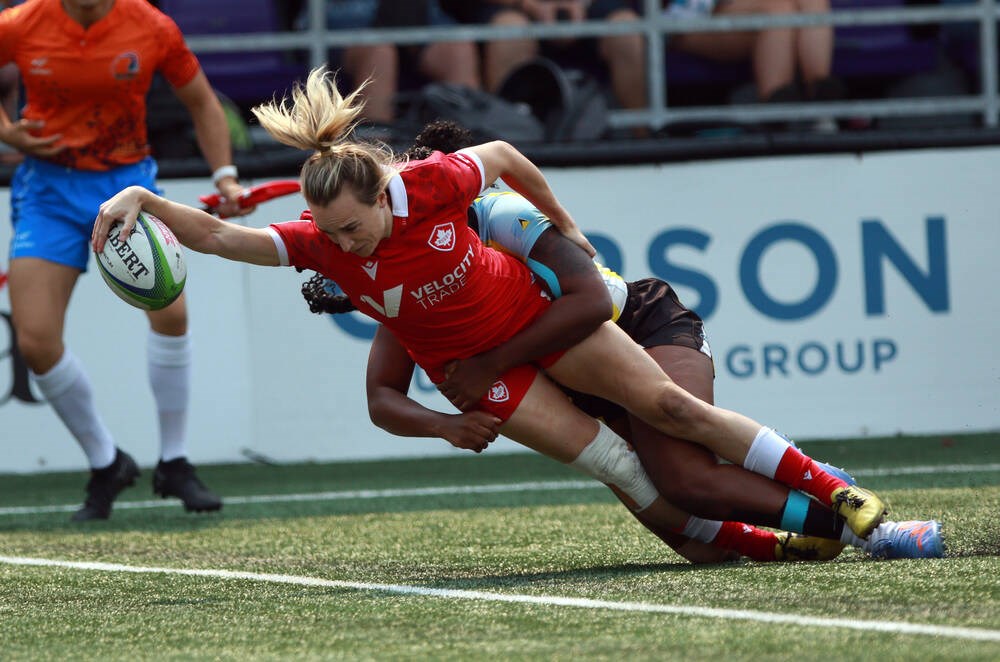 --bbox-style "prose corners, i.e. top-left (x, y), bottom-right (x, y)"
top-left (92, 66), bottom-right (890, 547)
